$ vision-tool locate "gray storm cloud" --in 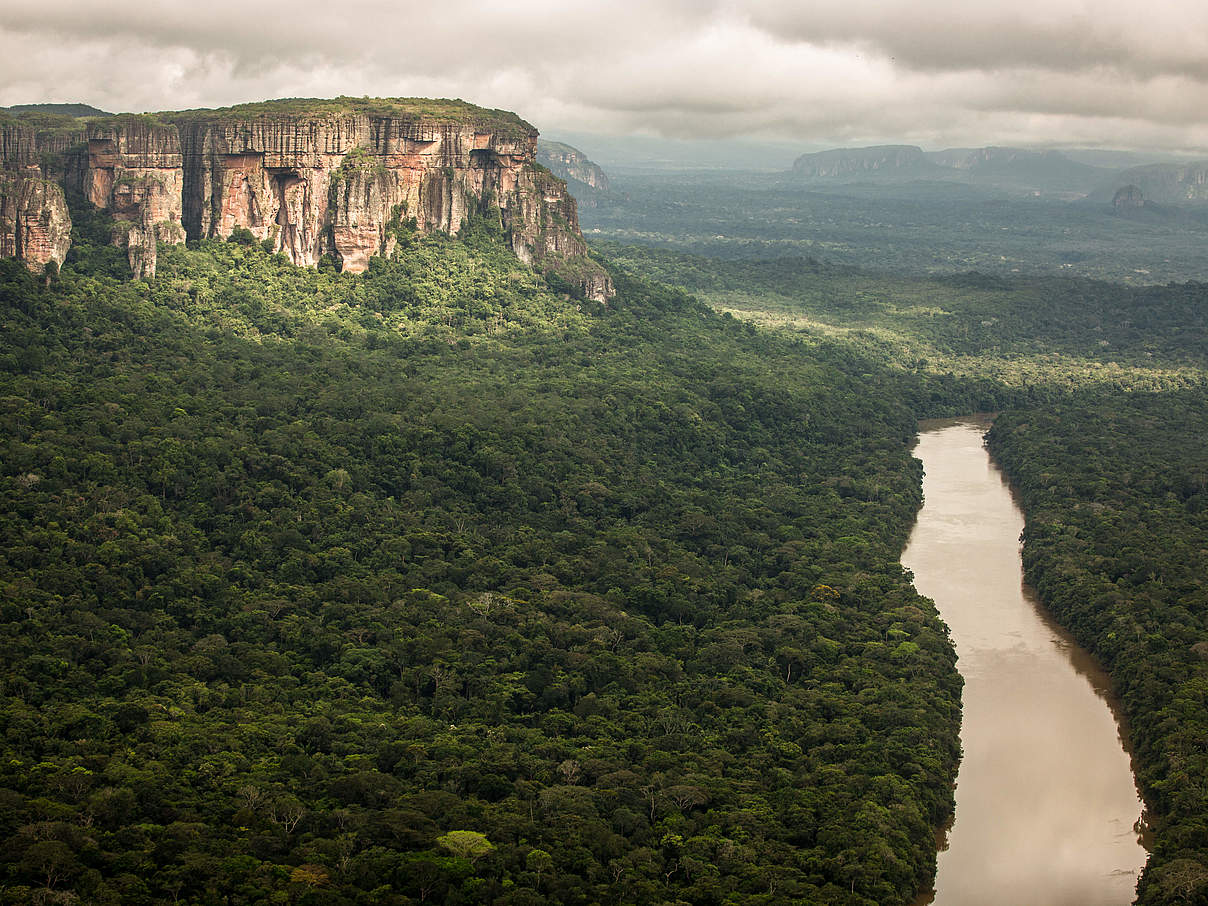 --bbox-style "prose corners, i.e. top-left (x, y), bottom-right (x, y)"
top-left (2, 0), bottom-right (1206, 151)
top-left (742, 0), bottom-right (1208, 79)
